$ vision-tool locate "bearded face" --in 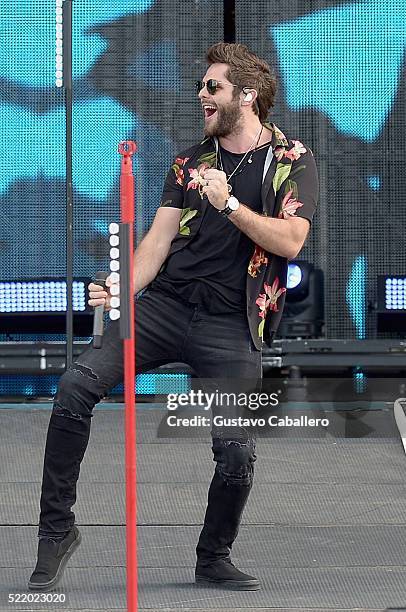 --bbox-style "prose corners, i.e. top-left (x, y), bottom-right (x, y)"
top-left (199, 63), bottom-right (244, 138)
top-left (202, 94), bottom-right (243, 138)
